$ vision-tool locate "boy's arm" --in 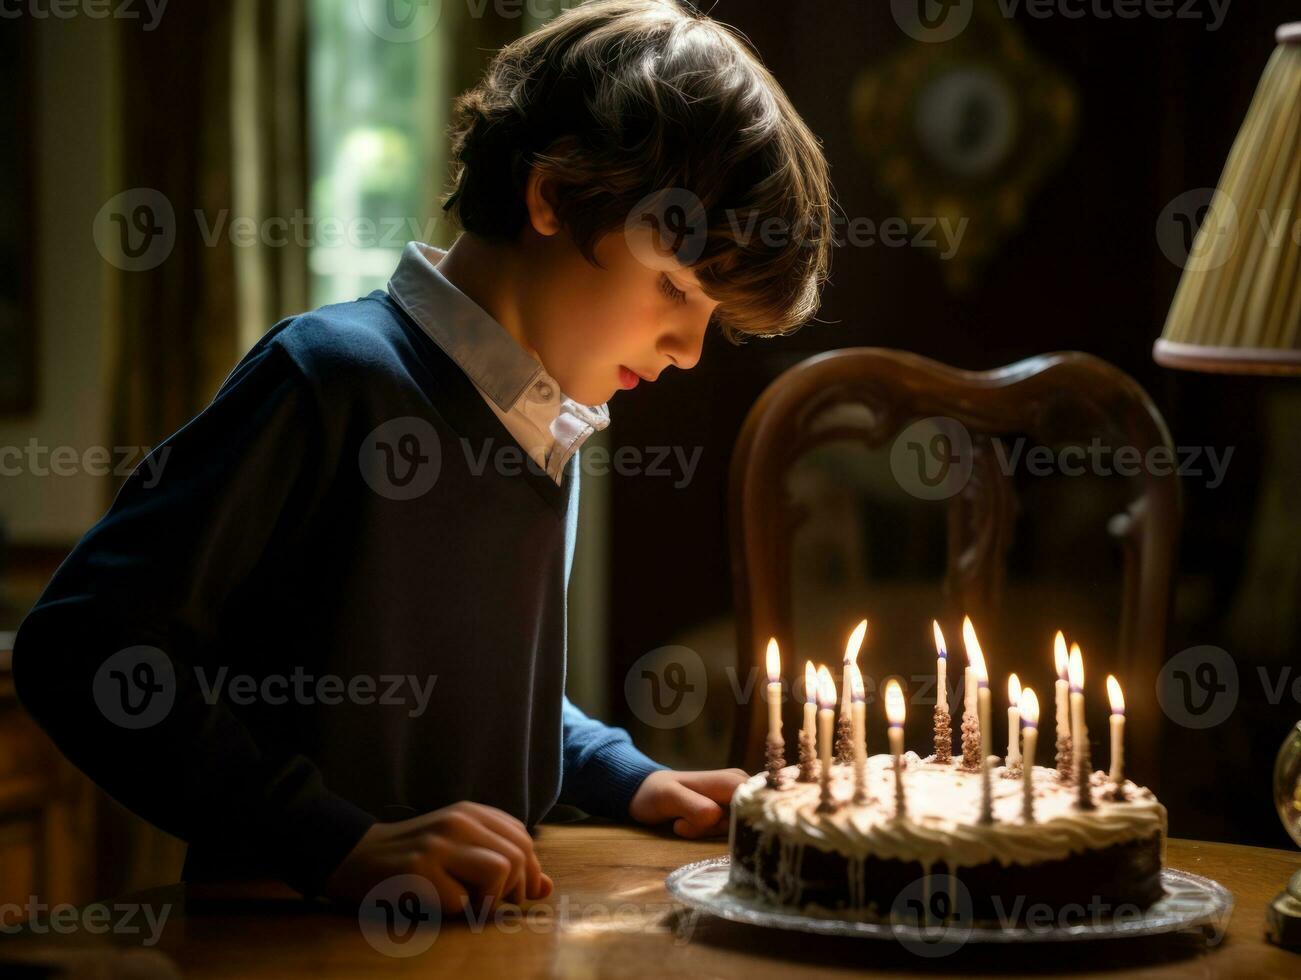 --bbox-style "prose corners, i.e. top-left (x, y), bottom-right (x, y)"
top-left (557, 695), bottom-right (668, 820)
top-left (11, 338), bottom-right (375, 897)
